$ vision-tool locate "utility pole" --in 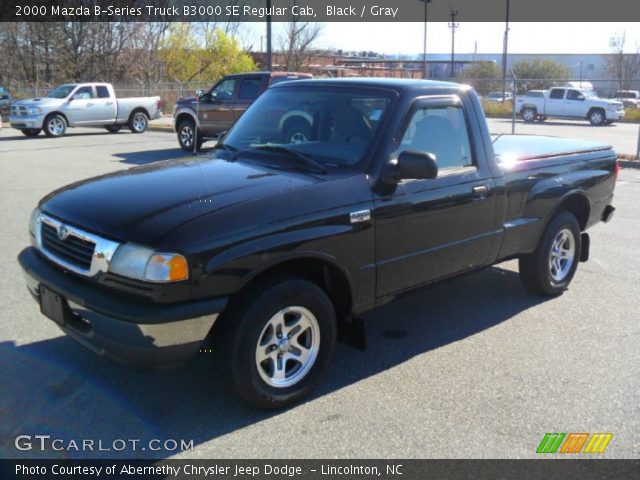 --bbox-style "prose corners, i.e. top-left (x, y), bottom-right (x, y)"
top-left (501, 0), bottom-right (510, 100)
top-left (448, 9), bottom-right (459, 79)
top-left (419, 0), bottom-right (432, 79)
top-left (266, 0), bottom-right (272, 71)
